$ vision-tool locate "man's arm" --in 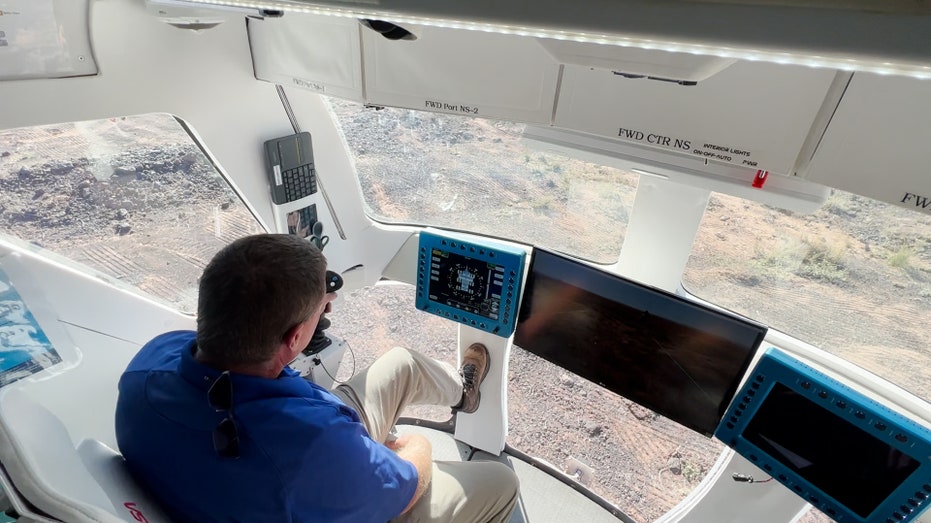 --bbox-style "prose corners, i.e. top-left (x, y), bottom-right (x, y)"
top-left (386, 433), bottom-right (433, 514)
